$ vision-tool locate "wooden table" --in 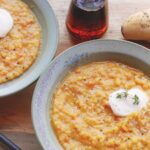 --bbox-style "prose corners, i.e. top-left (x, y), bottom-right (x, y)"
top-left (0, 0), bottom-right (150, 149)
